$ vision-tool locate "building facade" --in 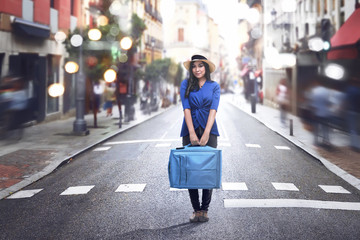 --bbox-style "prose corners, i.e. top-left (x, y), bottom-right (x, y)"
top-left (263, 0), bottom-right (360, 115)
top-left (0, 0), bottom-right (92, 123)
top-left (162, 0), bottom-right (224, 83)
